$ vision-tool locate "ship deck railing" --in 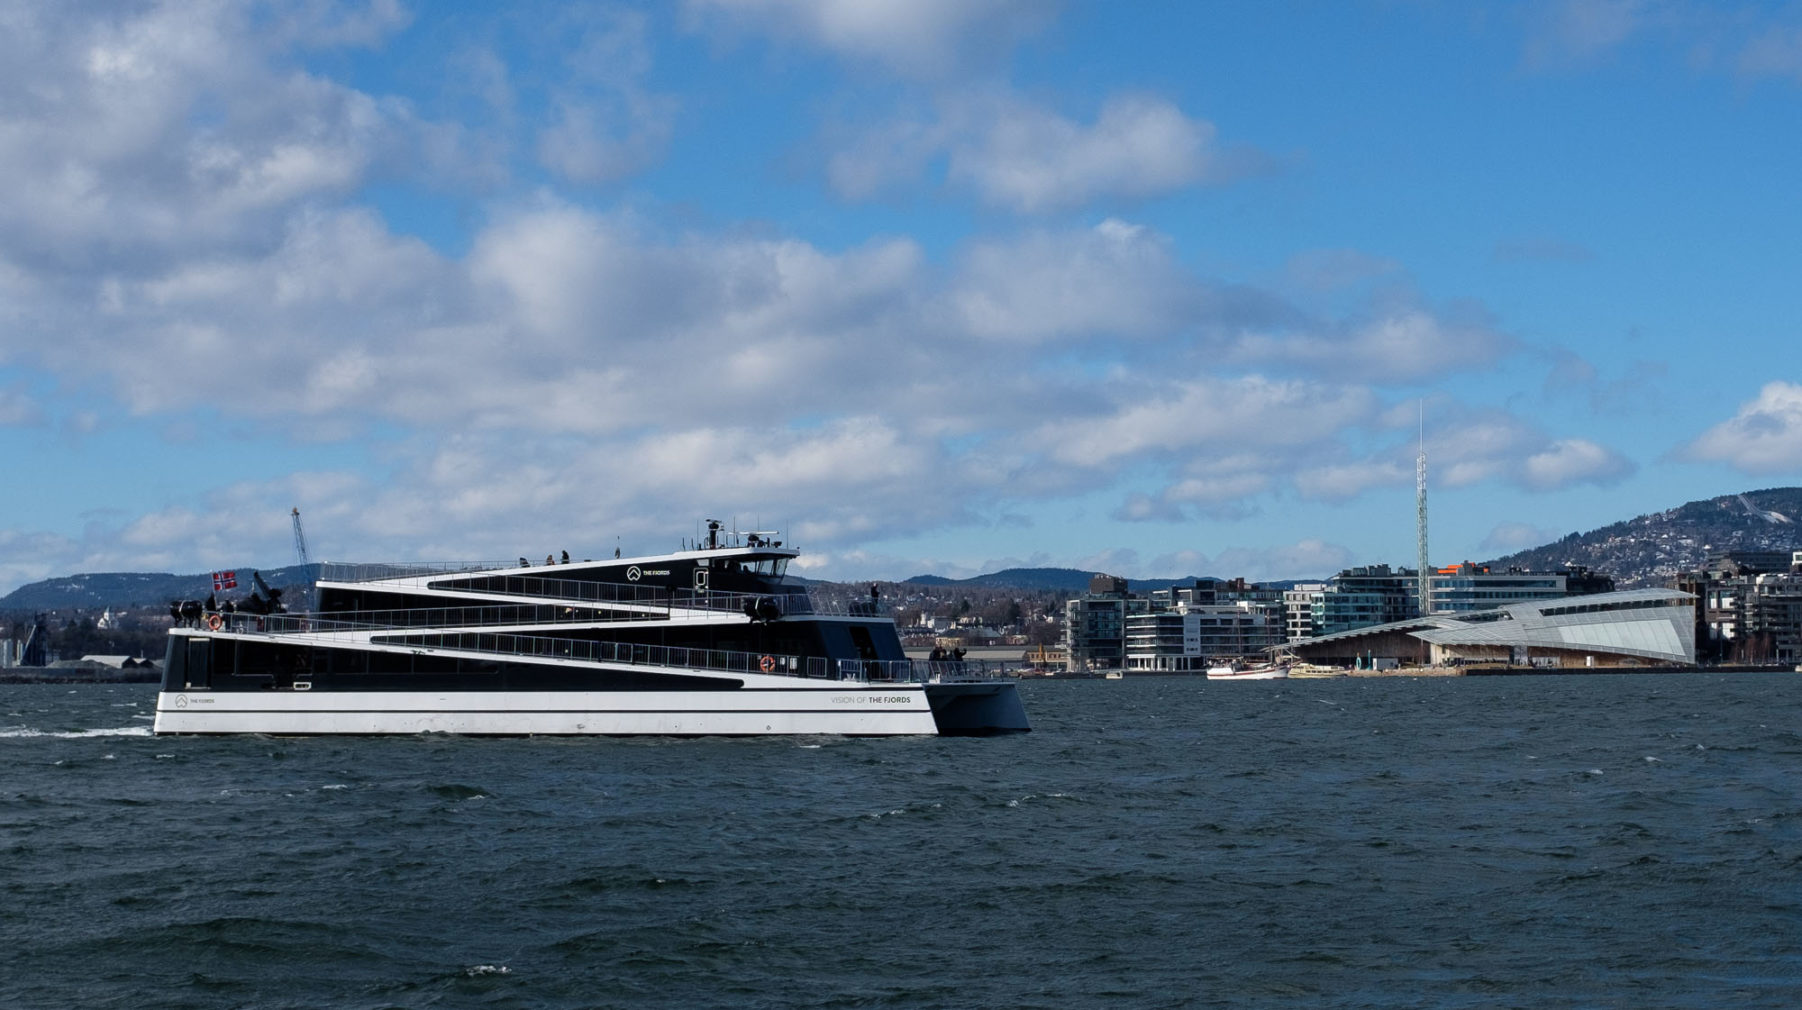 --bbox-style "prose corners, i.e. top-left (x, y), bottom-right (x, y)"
top-left (320, 561), bottom-right (510, 582)
top-left (263, 603), bottom-right (764, 631)
top-left (178, 615), bottom-right (1011, 684)
top-left (318, 566), bottom-right (891, 619)
top-left (366, 628), bottom-right (1012, 683)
